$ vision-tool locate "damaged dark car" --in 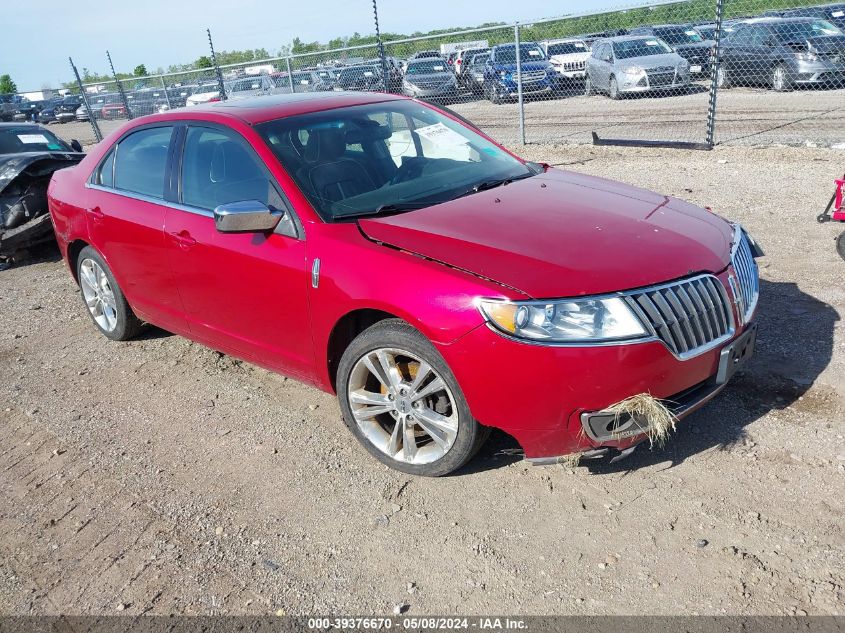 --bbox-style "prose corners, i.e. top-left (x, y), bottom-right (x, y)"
top-left (0, 124), bottom-right (84, 264)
